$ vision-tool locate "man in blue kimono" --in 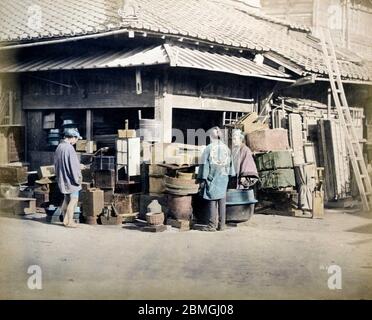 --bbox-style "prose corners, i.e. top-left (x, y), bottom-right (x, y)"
top-left (54, 128), bottom-right (82, 228)
top-left (197, 127), bottom-right (235, 231)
